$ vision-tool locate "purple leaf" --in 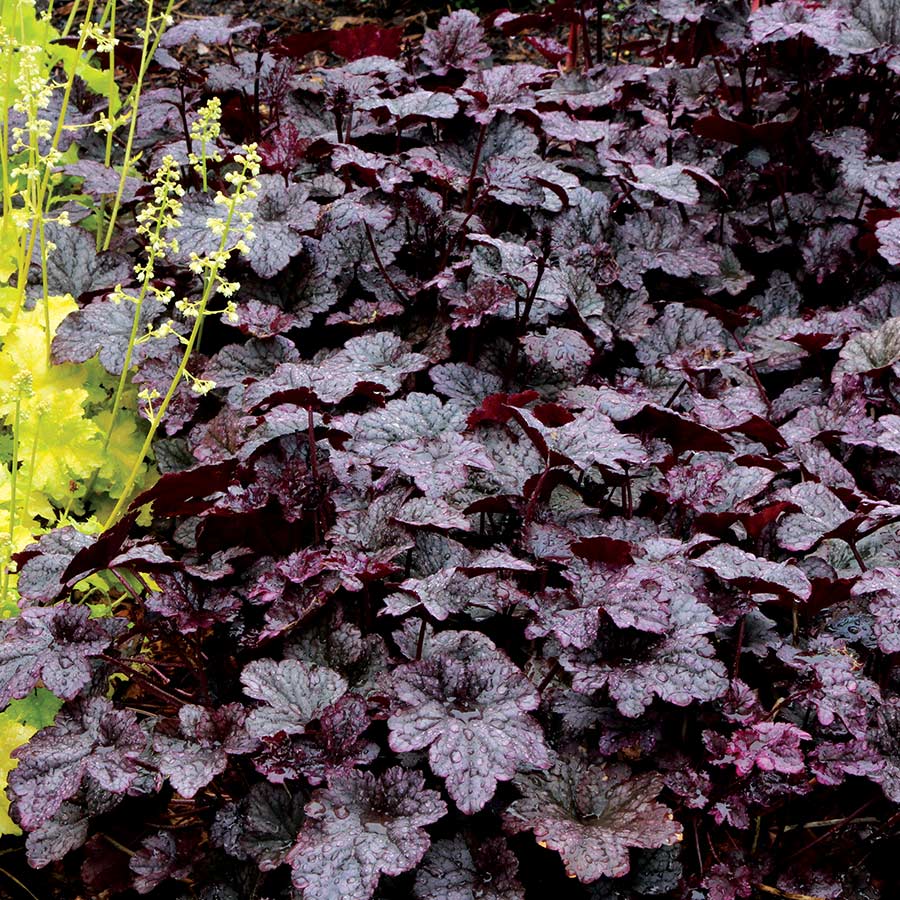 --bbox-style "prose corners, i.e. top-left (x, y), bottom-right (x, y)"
top-left (388, 631), bottom-right (549, 813)
top-left (482, 156), bottom-right (579, 210)
top-left (159, 15), bottom-right (259, 47)
top-left (241, 658), bottom-right (348, 738)
top-left (246, 332), bottom-right (427, 409)
top-left (635, 303), bottom-right (731, 369)
top-left (394, 496), bottom-right (472, 532)
top-left (203, 336), bottom-right (299, 389)
top-left (619, 210), bottom-right (722, 278)
top-left (153, 704), bottom-right (256, 798)
top-left (514, 405), bottom-right (646, 474)
top-left (421, 11), bottom-right (491, 75)
top-left (875, 414), bottom-right (900, 454)
top-left (285, 610), bottom-right (387, 694)
top-left (384, 569), bottom-right (515, 620)
top-left (364, 91), bottom-right (459, 126)
top-left (414, 836), bottom-right (525, 900)
top-left (338, 393), bottom-right (493, 496)
top-left (0, 605), bottom-right (124, 706)
top-left (456, 64), bottom-right (549, 124)
top-left (875, 218), bottom-right (900, 266)
top-left (692, 544), bottom-right (812, 601)
top-left (749, 1), bottom-right (879, 56)
top-left (288, 767), bottom-right (447, 900)
top-left (502, 755), bottom-right (682, 882)
top-left (851, 567), bottom-right (900, 653)
top-left (173, 176), bottom-right (318, 279)
top-left (31, 224), bottom-right (132, 301)
top-left (778, 637), bottom-right (879, 738)
top-left (626, 164), bottom-right (701, 205)
top-left (62, 161), bottom-right (143, 203)
top-left (24, 801), bottom-right (92, 868)
top-left (252, 694), bottom-right (378, 785)
top-left (52, 297), bottom-right (159, 375)
top-left (14, 527), bottom-right (95, 604)
top-left (145, 571), bottom-right (242, 632)
top-left (24, 782), bottom-right (119, 868)
top-left (8, 698), bottom-right (146, 830)
top-left (777, 483), bottom-right (853, 551)
top-left (522, 327), bottom-right (594, 379)
top-left (539, 111), bottom-right (618, 143)
top-left (834, 317), bottom-right (900, 378)
top-left (448, 280), bottom-right (517, 330)
top-left (712, 723), bottom-right (811, 777)
top-left (130, 832), bottom-right (190, 894)
top-left (560, 593), bottom-right (728, 717)
top-left (212, 781), bottom-right (305, 871)
top-left (526, 560), bottom-right (675, 649)
top-left (260, 121), bottom-right (310, 177)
